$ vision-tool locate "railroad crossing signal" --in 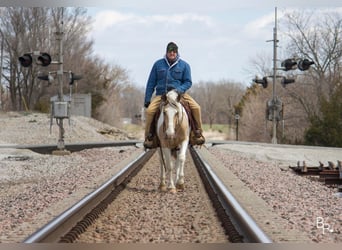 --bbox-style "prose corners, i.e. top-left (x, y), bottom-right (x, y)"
top-left (69, 72), bottom-right (82, 85)
top-left (253, 76), bottom-right (268, 88)
top-left (280, 58), bottom-right (314, 71)
top-left (254, 57), bottom-right (314, 89)
top-left (281, 77), bottom-right (295, 87)
top-left (281, 58), bottom-right (297, 71)
top-left (37, 53), bottom-right (52, 66)
top-left (38, 74), bottom-right (54, 84)
top-left (38, 71), bottom-right (82, 85)
top-left (18, 52), bottom-right (52, 67)
top-left (18, 54), bottom-right (33, 67)
top-left (297, 59), bottom-right (315, 71)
